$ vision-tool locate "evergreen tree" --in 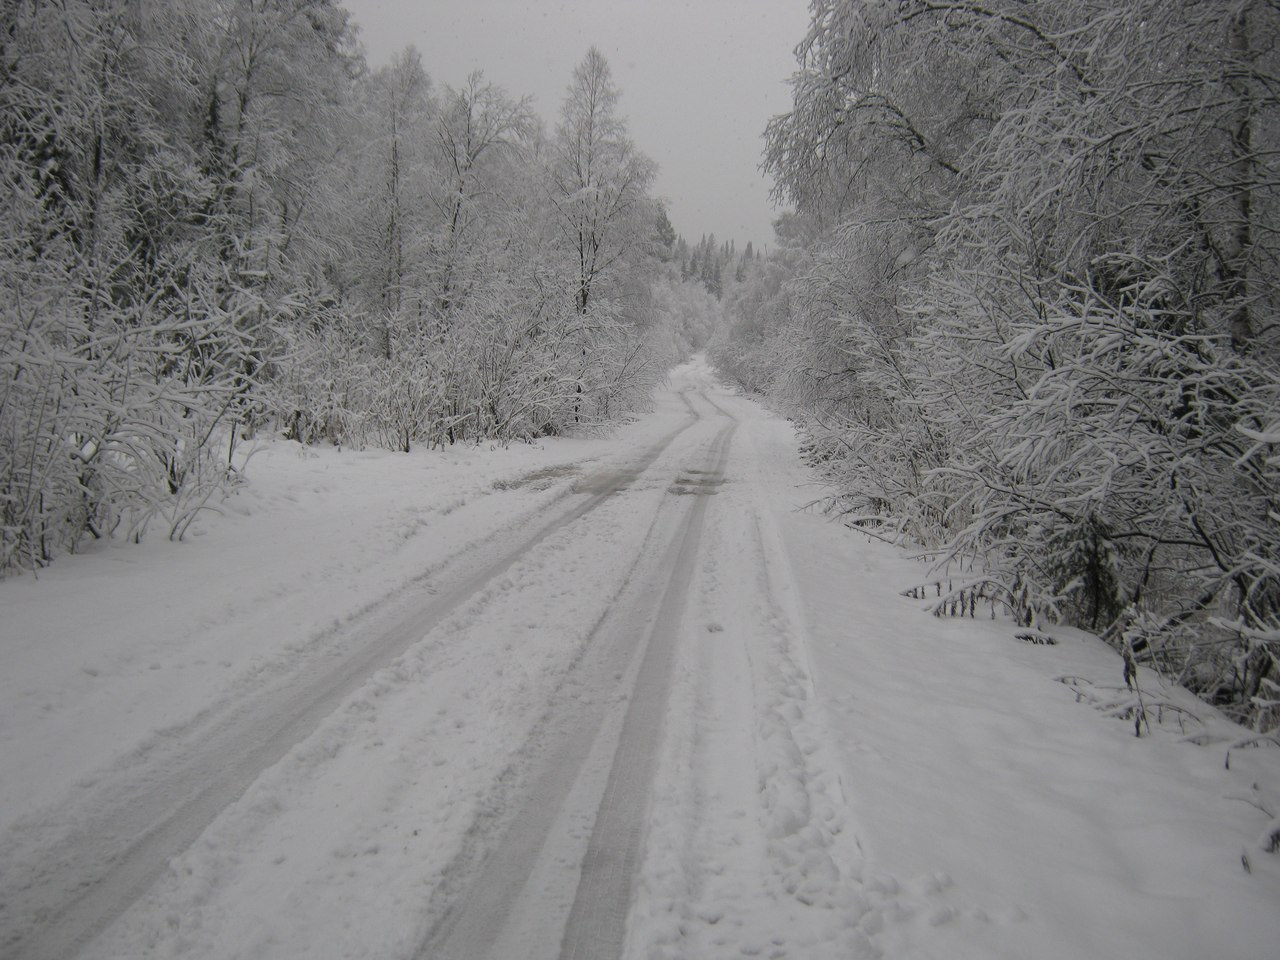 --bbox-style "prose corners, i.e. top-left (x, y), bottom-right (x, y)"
top-left (653, 204), bottom-right (677, 260)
